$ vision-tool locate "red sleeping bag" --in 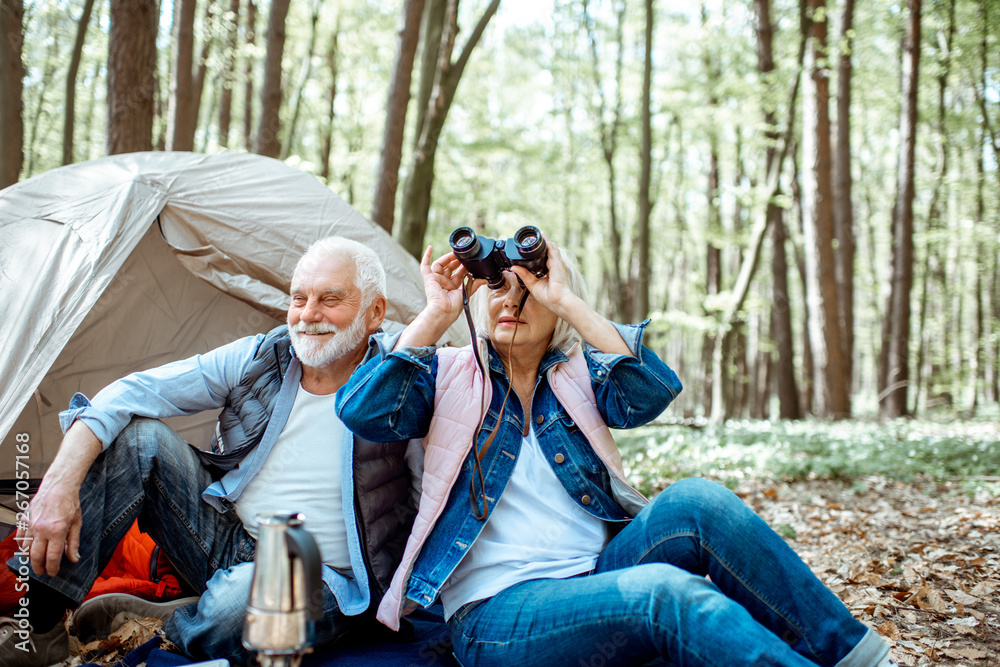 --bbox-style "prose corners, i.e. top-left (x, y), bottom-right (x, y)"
top-left (0, 519), bottom-right (184, 615)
